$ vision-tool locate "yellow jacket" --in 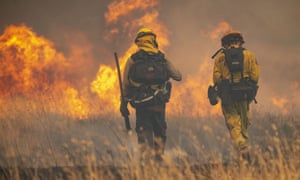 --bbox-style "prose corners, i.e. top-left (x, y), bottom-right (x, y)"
top-left (213, 47), bottom-right (260, 84)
